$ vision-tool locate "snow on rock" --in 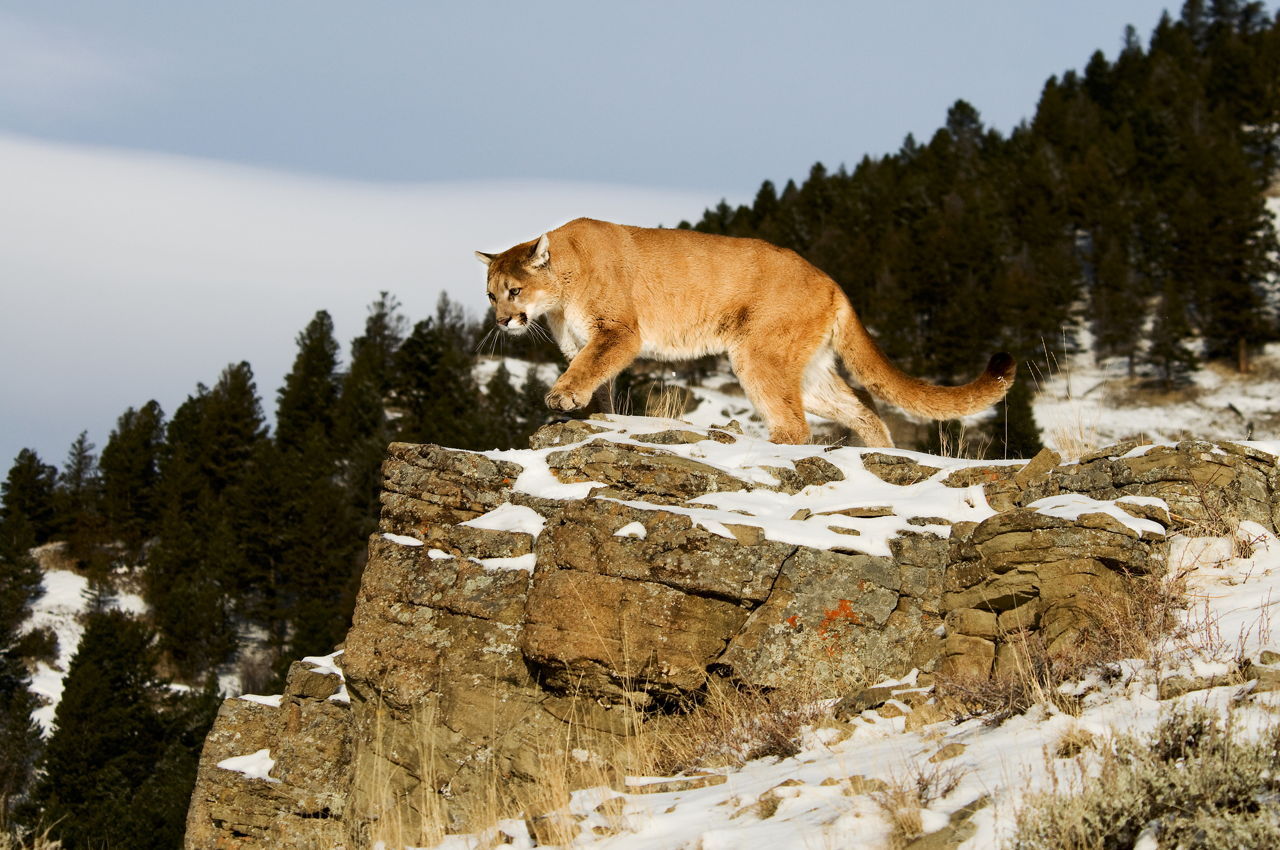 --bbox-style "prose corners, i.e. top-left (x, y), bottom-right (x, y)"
top-left (382, 532), bottom-right (423, 547)
top-left (1027, 493), bottom-right (1166, 539)
top-left (302, 650), bottom-right (350, 704)
top-left (613, 521), bottom-right (647, 539)
top-left (460, 502), bottom-right (546, 537)
top-left (484, 414), bottom-right (1010, 560)
top-left (216, 748), bottom-right (281, 783)
top-left (469, 553), bottom-right (537, 573)
top-left (238, 693), bottom-right (284, 708)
